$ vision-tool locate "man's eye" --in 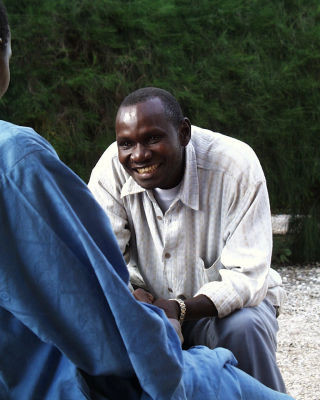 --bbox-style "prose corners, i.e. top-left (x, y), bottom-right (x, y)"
top-left (148, 136), bottom-right (160, 144)
top-left (119, 141), bottom-right (132, 149)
